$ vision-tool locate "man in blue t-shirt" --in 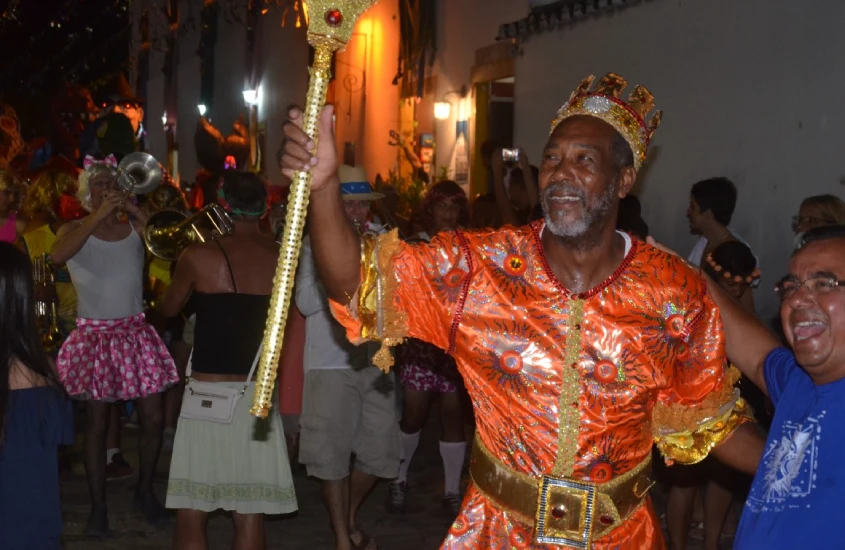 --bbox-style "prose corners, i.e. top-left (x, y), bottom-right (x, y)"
top-left (706, 224), bottom-right (845, 549)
